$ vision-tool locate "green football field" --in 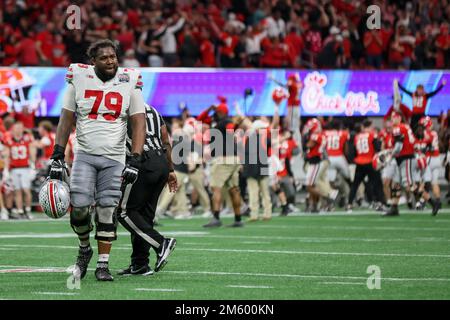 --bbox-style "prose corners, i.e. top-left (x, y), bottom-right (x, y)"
top-left (1, 206), bottom-right (450, 300)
